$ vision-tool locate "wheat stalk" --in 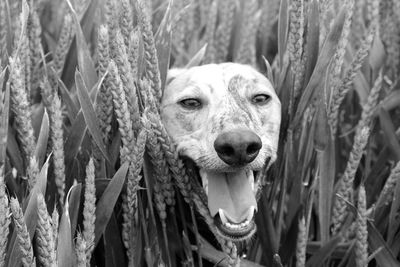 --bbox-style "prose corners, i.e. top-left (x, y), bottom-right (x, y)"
top-left (53, 13), bottom-right (74, 75)
top-left (203, 0), bottom-right (218, 64)
top-left (367, 0), bottom-right (380, 26)
top-left (328, 26), bottom-right (376, 135)
top-left (10, 197), bottom-right (36, 267)
top-left (119, 0), bottom-right (134, 50)
top-left (95, 25), bottom-right (113, 143)
top-left (328, 0), bottom-right (354, 103)
top-left (112, 29), bottom-right (140, 132)
top-left (215, 0), bottom-right (236, 62)
top-left (26, 4), bottom-right (43, 93)
top-left (296, 216), bottom-right (307, 267)
top-left (9, 56), bottom-right (38, 188)
top-left (36, 193), bottom-right (57, 267)
top-left (83, 158), bottom-right (96, 262)
top-left (379, 0), bottom-right (400, 74)
top-left (128, 28), bottom-right (140, 80)
top-left (108, 60), bottom-right (135, 165)
top-left (137, 0), bottom-right (162, 103)
top-left (288, 0), bottom-right (305, 101)
top-left (49, 95), bottom-right (66, 205)
top-left (235, 0), bottom-right (259, 66)
top-left (13, 14), bottom-right (32, 102)
top-left (376, 161), bottom-right (400, 207)
top-left (172, 0), bottom-right (188, 60)
top-left (332, 127), bottom-right (370, 235)
top-left (51, 207), bottom-right (59, 246)
top-left (121, 128), bottom-right (147, 256)
top-left (75, 232), bottom-right (87, 267)
top-left (356, 72), bottom-right (383, 132)
top-left (104, 0), bottom-right (118, 53)
top-left (355, 186), bottom-right (368, 267)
